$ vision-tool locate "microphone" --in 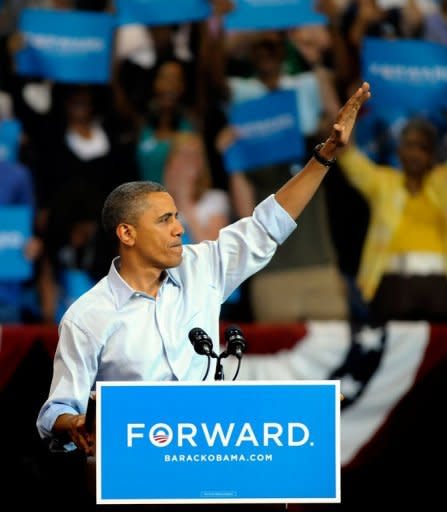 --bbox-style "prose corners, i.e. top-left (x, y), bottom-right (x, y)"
top-left (189, 327), bottom-right (214, 356)
top-left (224, 325), bottom-right (247, 359)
